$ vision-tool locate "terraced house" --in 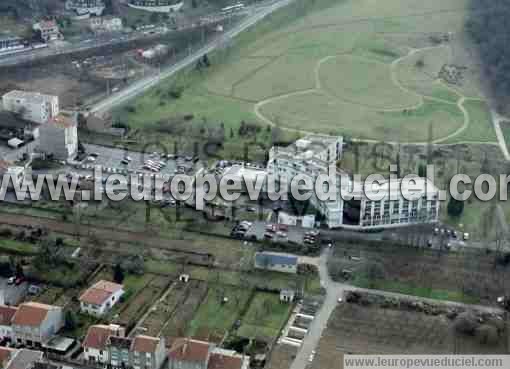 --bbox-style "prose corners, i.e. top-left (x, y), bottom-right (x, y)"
top-left (11, 302), bottom-right (64, 348)
top-left (168, 338), bottom-right (250, 369)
